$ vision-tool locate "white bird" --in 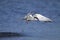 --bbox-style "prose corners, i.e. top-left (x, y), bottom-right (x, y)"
top-left (23, 12), bottom-right (52, 23)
